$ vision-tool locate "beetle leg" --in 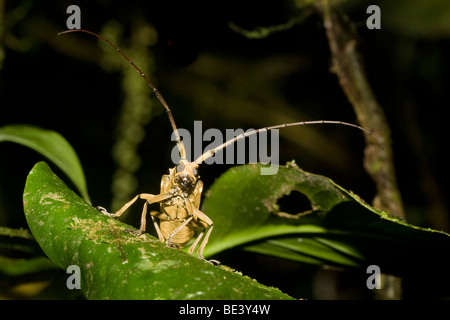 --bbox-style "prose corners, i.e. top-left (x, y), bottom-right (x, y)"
top-left (198, 226), bottom-right (220, 266)
top-left (188, 224), bottom-right (219, 265)
top-left (98, 192), bottom-right (172, 218)
top-left (184, 198), bottom-right (219, 265)
top-left (126, 201), bottom-right (149, 236)
top-left (140, 192), bottom-right (173, 205)
top-left (97, 194), bottom-right (139, 217)
top-left (99, 192), bottom-right (173, 239)
top-left (129, 192), bottom-right (172, 235)
top-left (166, 216), bottom-right (194, 248)
top-left (192, 208), bottom-right (218, 263)
top-left (150, 211), bottom-right (166, 242)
